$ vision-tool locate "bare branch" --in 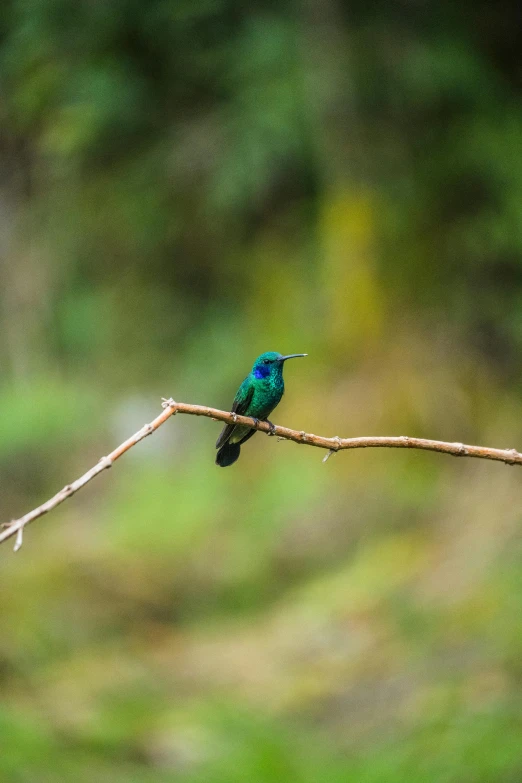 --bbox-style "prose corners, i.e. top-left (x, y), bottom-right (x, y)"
top-left (2, 397), bottom-right (522, 551)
